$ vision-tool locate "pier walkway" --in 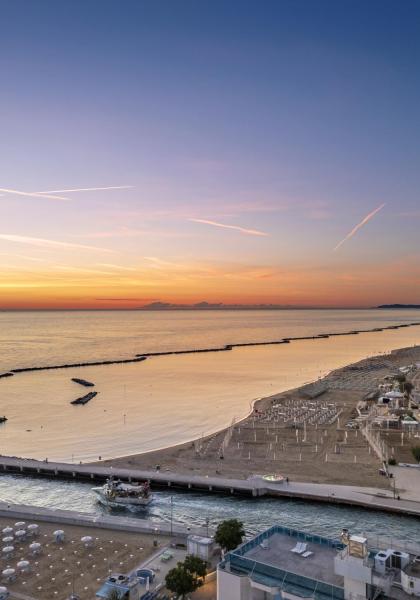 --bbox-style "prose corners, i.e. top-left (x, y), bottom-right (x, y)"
top-left (0, 456), bottom-right (420, 517)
